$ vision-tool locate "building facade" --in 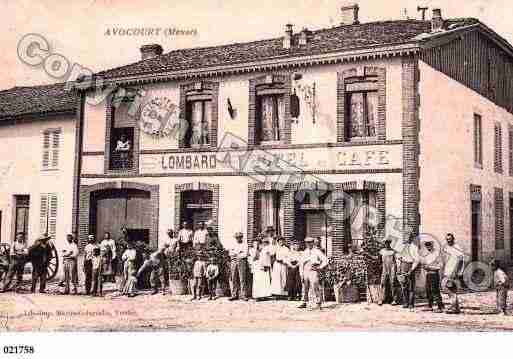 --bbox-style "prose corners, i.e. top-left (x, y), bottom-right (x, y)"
top-left (2, 8), bottom-right (513, 265)
top-left (0, 84), bottom-right (77, 258)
